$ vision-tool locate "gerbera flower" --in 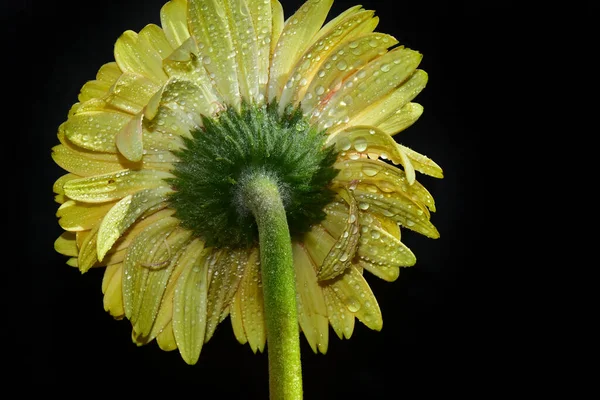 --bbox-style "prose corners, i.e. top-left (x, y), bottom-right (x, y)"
top-left (52, 0), bottom-right (442, 396)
